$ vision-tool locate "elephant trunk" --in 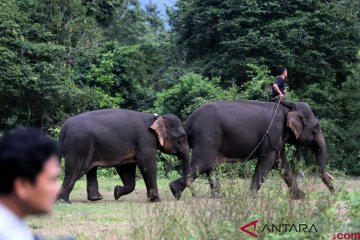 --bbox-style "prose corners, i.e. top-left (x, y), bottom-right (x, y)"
top-left (178, 143), bottom-right (191, 187)
top-left (313, 132), bottom-right (335, 193)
